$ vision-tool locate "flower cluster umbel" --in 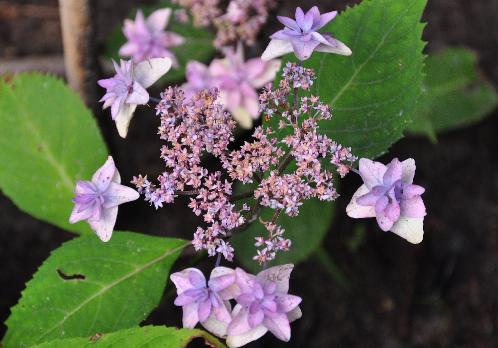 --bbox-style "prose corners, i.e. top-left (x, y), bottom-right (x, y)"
top-left (133, 63), bottom-right (356, 263)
